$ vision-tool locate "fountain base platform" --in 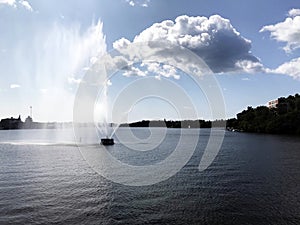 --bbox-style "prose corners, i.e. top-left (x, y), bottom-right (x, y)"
top-left (101, 138), bottom-right (114, 145)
